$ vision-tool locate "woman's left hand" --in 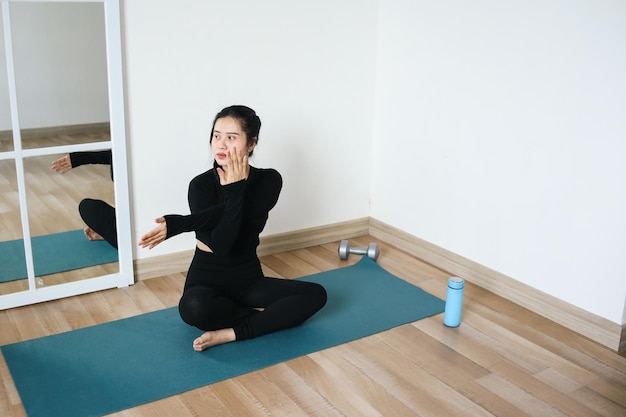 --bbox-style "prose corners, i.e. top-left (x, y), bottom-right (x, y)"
top-left (138, 217), bottom-right (167, 249)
